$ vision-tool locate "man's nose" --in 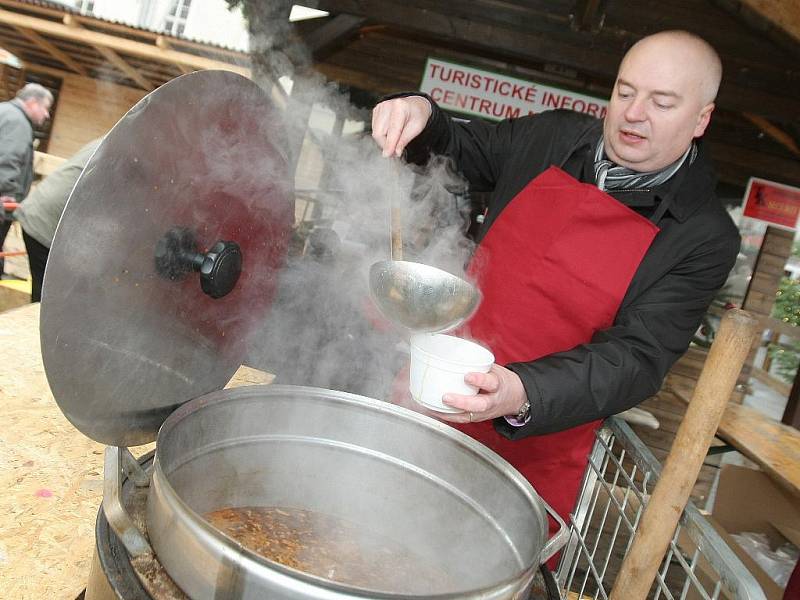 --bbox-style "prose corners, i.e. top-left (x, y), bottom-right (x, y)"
top-left (624, 97), bottom-right (647, 121)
